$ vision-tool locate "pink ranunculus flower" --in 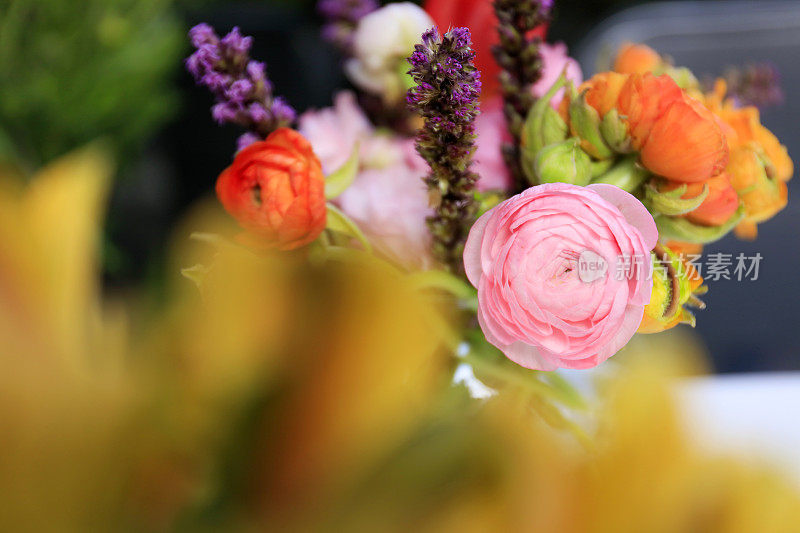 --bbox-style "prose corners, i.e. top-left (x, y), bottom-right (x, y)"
top-left (464, 183), bottom-right (658, 371)
top-left (533, 42), bottom-right (583, 104)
